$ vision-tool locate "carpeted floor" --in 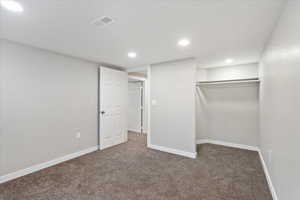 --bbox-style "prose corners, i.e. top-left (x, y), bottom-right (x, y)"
top-left (0, 132), bottom-right (272, 200)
